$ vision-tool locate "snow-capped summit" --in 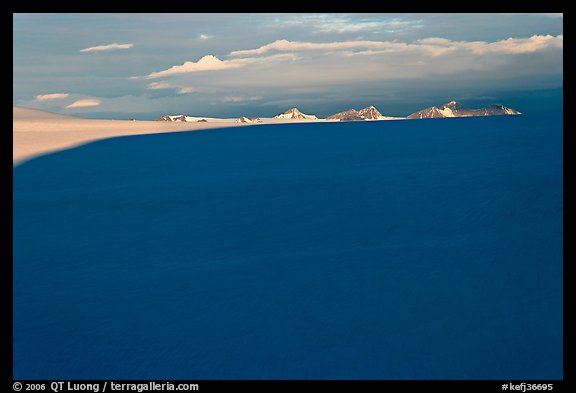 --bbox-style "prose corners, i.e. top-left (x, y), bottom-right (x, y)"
top-left (274, 108), bottom-right (318, 119)
top-left (237, 116), bottom-right (262, 123)
top-left (407, 101), bottom-right (521, 119)
top-left (326, 109), bottom-right (358, 121)
top-left (327, 105), bottom-right (389, 121)
top-left (358, 105), bottom-right (386, 120)
top-left (484, 105), bottom-right (522, 116)
top-left (156, 115), bottom-right (187, 122)
top-left (444, 101), bottom-right (465, 111)
top-left (156, 115), bottom-right (209, 122)
top-left (155, 114), bottom-right (234, 122)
